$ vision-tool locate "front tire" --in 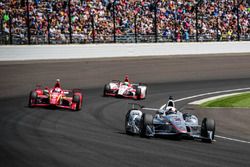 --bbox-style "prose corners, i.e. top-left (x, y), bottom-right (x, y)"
top-left (29, 91), bottom-right (37, 107)
top-left (201, 118), bottom-right (215, 143)
top-left (73, 94), bottom-right (81, 111)
top-left (125, 110), bottom-right (133, 135)
top-left (139, 113), bottom-right (153, 137)
top-left (103, 84), bottom-right (110, 96)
